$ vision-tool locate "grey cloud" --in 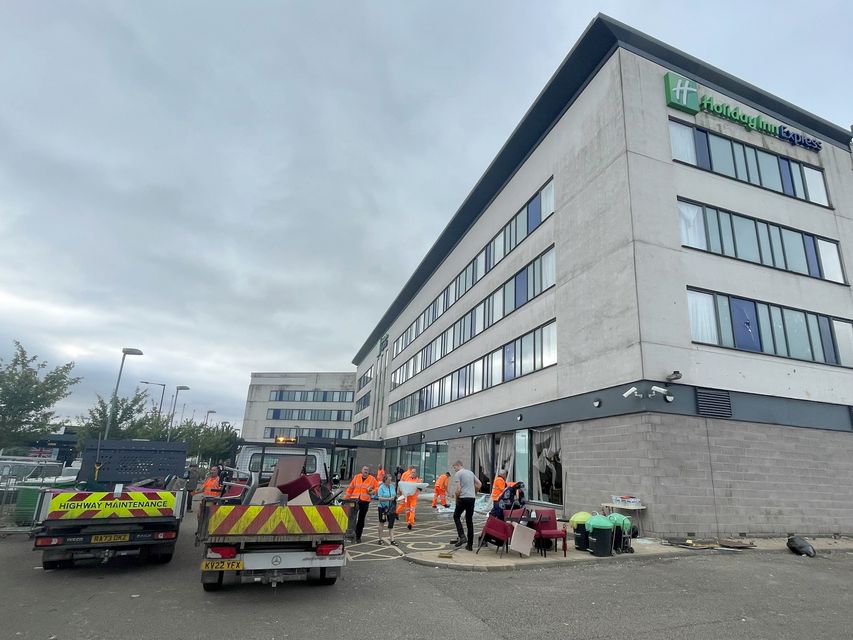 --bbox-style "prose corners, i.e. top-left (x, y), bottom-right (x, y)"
top-left (1, 1), bottom-right (849, 427)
